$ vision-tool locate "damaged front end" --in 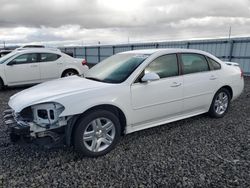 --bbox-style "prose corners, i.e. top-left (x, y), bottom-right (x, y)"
top-left (3, 102), bottom-right (74, 148)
